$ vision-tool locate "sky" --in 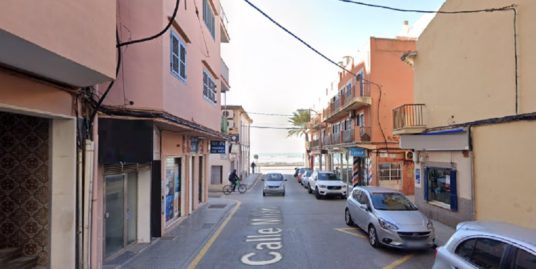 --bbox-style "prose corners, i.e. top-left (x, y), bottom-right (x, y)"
top-left (220, 0), bottom-right (445, 155)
